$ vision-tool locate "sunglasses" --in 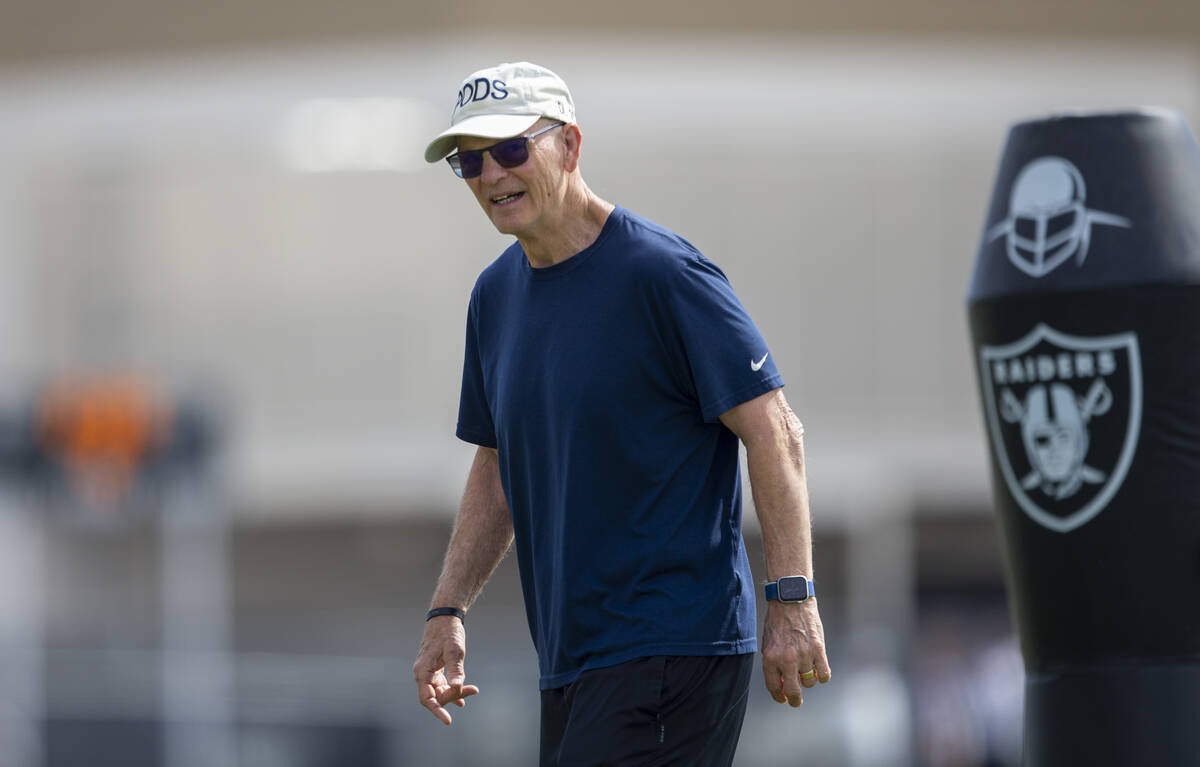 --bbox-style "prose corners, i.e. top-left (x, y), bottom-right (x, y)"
top-left (446, 122), bottom-right (565, 179)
